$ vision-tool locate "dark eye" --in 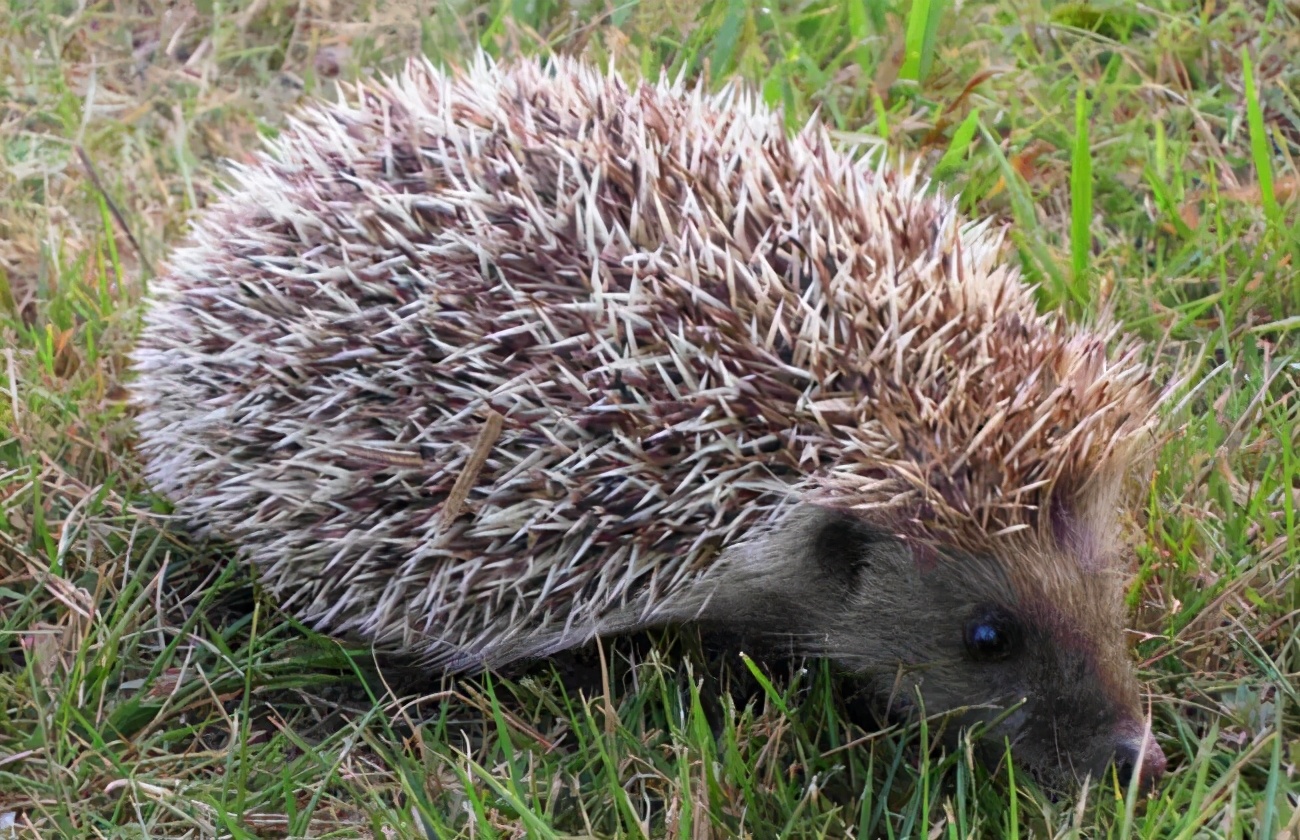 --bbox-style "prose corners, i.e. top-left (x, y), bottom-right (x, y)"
top-left (963, 606), bottom-right (1022, 661)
